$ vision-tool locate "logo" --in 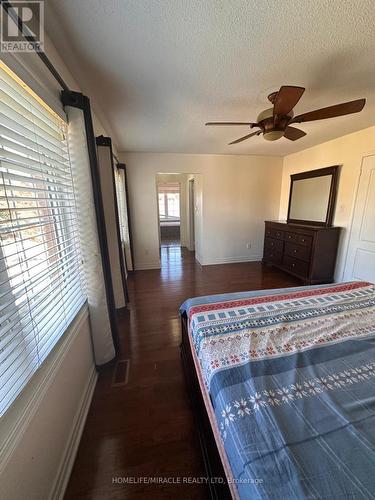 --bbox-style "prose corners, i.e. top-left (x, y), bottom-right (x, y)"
top-left (1, 1), bottom-right (44, 52)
